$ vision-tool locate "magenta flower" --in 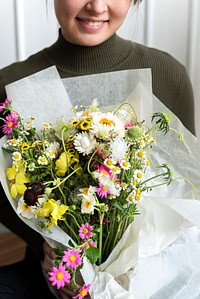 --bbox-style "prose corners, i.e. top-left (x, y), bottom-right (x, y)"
top-left (62, 248), bottom-right (82, 270)
top-left (2, 112), bottom-right (19, 136)
top-left (78, 223), bottom-right (93, 240)
top-left (0, 97), bottom-right (10, 112)
top-left (96, 182), bottom-right (111, 198)
top-left (48, 263), bottom-right (71, 289)
top-left (73, 284), bottom-right (91, 299)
